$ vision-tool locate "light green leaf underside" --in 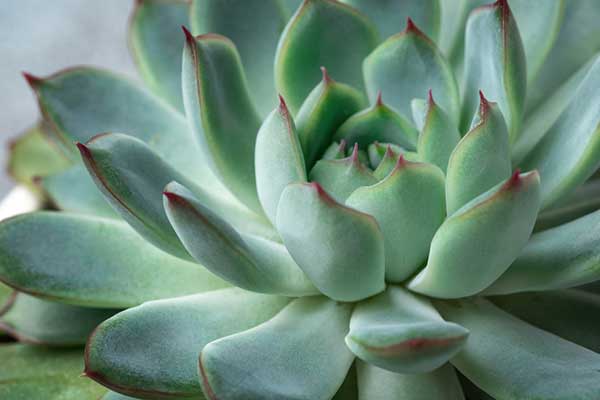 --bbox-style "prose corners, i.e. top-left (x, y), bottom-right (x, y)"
top-left (277, 182), bottom-right (385, 301)
top-left (0, 344), bottom-right (105, 399)
top-left (41, 165), bottom-right (117, 219)
top-left (346, 160), bottom-right (445, 282)
top-left (0, 292), bottom-right (117, 346)
top-left (342, 0), bottom-right (441, 41)
top-left (521, 55), bottom-right (600, 209)
top-left (275, 0), bottom-right (378, 113)
top-left (86, 289), bottom-right (288, 399)
top-left (255, 98), bottom-right (307, 224)
top-left (0, 212), bottom-right (228, 308)
top-left (164, 182), bottom-right (316, 296)
top-left (347, 286), bottom-right (468, 374)
top-left (363, 24), bottom-right (460, 125)
top-left (460, 1), bottom-right (526, 142)
top-left (310, 154), bottom-right (377, 203)
top-left (446, 99), bottom-right (511, 215)
top-left (200, 296), bottom-right (354, 400)
top-left (409, 172), bottom-right (540, 298)
top-left (357, 361), bottom-right (465, 400)
top-left (190, 0), bottom-right (286, 117)
top-left (492, 290), bottom-right (600, 353)
top-left (437, 298), bottom-right (600, 400)
top-left (182, 32), bottom-right (262, 213)
top-left (129, 0), bottom-right (188, 111)
top-left (484, 209), bottom-right (600, 295)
